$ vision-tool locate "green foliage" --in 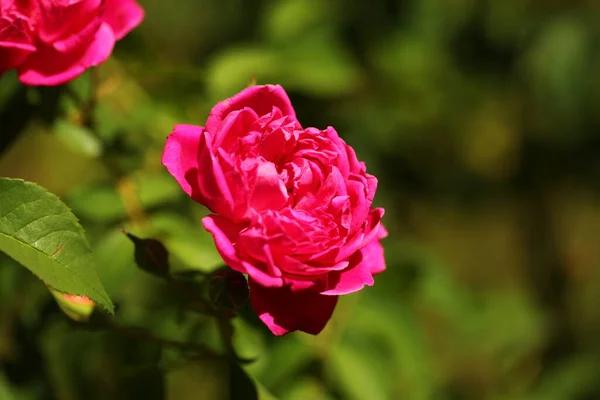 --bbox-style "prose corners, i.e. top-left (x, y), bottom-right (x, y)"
top-left (2, 0), bottom-right (600, 398)
top-left (0, 178), bottom-right (113, 313)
